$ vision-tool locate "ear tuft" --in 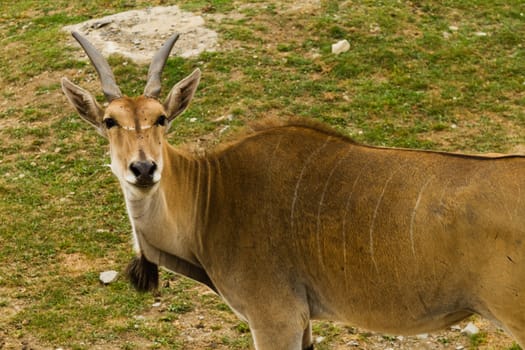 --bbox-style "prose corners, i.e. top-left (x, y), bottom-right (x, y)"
top-left (125, 255), bottom-right (159, 293)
